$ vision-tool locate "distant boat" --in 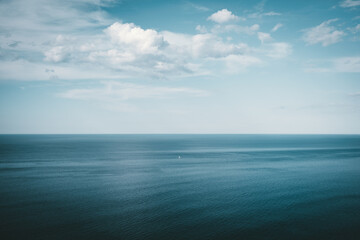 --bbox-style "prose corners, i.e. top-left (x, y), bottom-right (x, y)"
top-left (178, 156), bottom-right (181, 159)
